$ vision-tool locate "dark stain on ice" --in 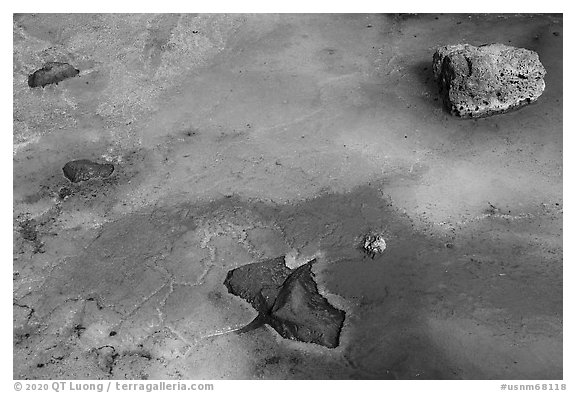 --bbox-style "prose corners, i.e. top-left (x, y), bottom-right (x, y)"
top-left (224, 257), bottom-right (346, 348)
